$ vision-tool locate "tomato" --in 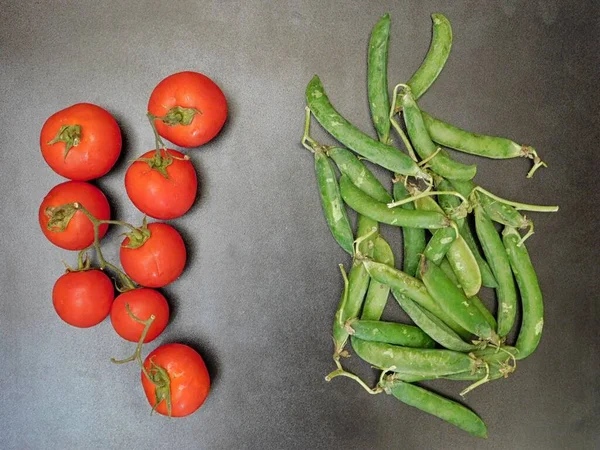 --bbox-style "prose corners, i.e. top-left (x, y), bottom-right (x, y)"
top-left (120, 223), bottom-right (186, 288)
top-left (52, 269), bottom-right (114, 328)
top-left (148, 71), bottom-right (227, 148)
top-left (39, 181), bottom-right (110, 250)
top-left (141, 343), bottom-right (210, 417)
top-left (40, 103), bottom-right (122, 181)
top-left (125, 149), bottom-right (197, 220)
top-left (110, 288), bottom-right (169, 343)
